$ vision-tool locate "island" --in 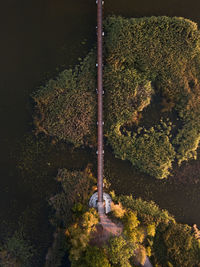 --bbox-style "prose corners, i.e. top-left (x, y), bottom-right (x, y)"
top-left (33, 16), bottom-right (200, 179)
top-left (46, 167), bottom-right (200, 267)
